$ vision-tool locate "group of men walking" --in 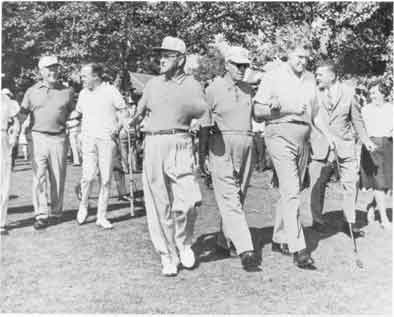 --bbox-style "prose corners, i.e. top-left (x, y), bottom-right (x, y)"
top-left (0, 34), bottom-right (386, 277)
